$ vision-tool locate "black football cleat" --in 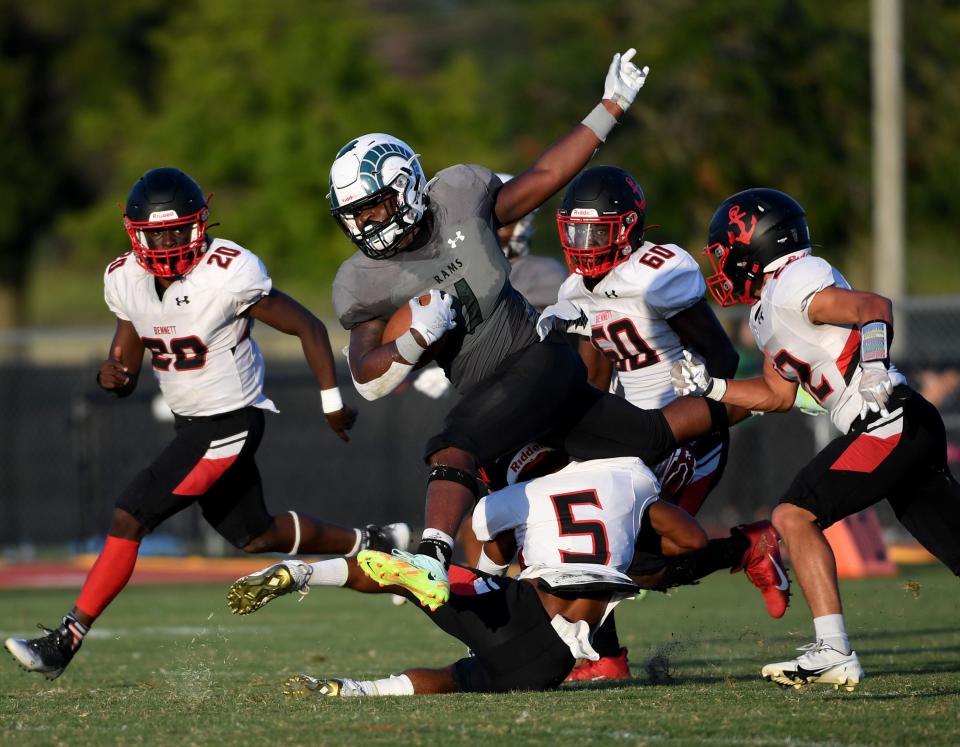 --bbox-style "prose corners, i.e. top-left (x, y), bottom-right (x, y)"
top-left (364, 523), bottom-right (411, 554)
top-left (5, 619), bottom-right (82, 680)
